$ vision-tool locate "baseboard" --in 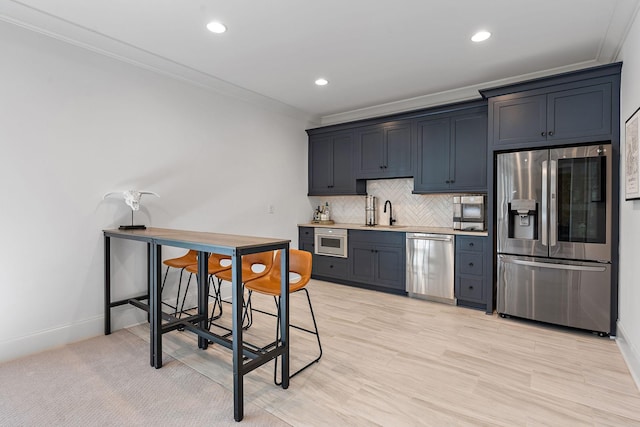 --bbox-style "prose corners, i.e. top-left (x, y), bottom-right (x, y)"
top-left (616, 321), bottom-right (640, 392)
top-left (0, 305), bottom-right (147, 364)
